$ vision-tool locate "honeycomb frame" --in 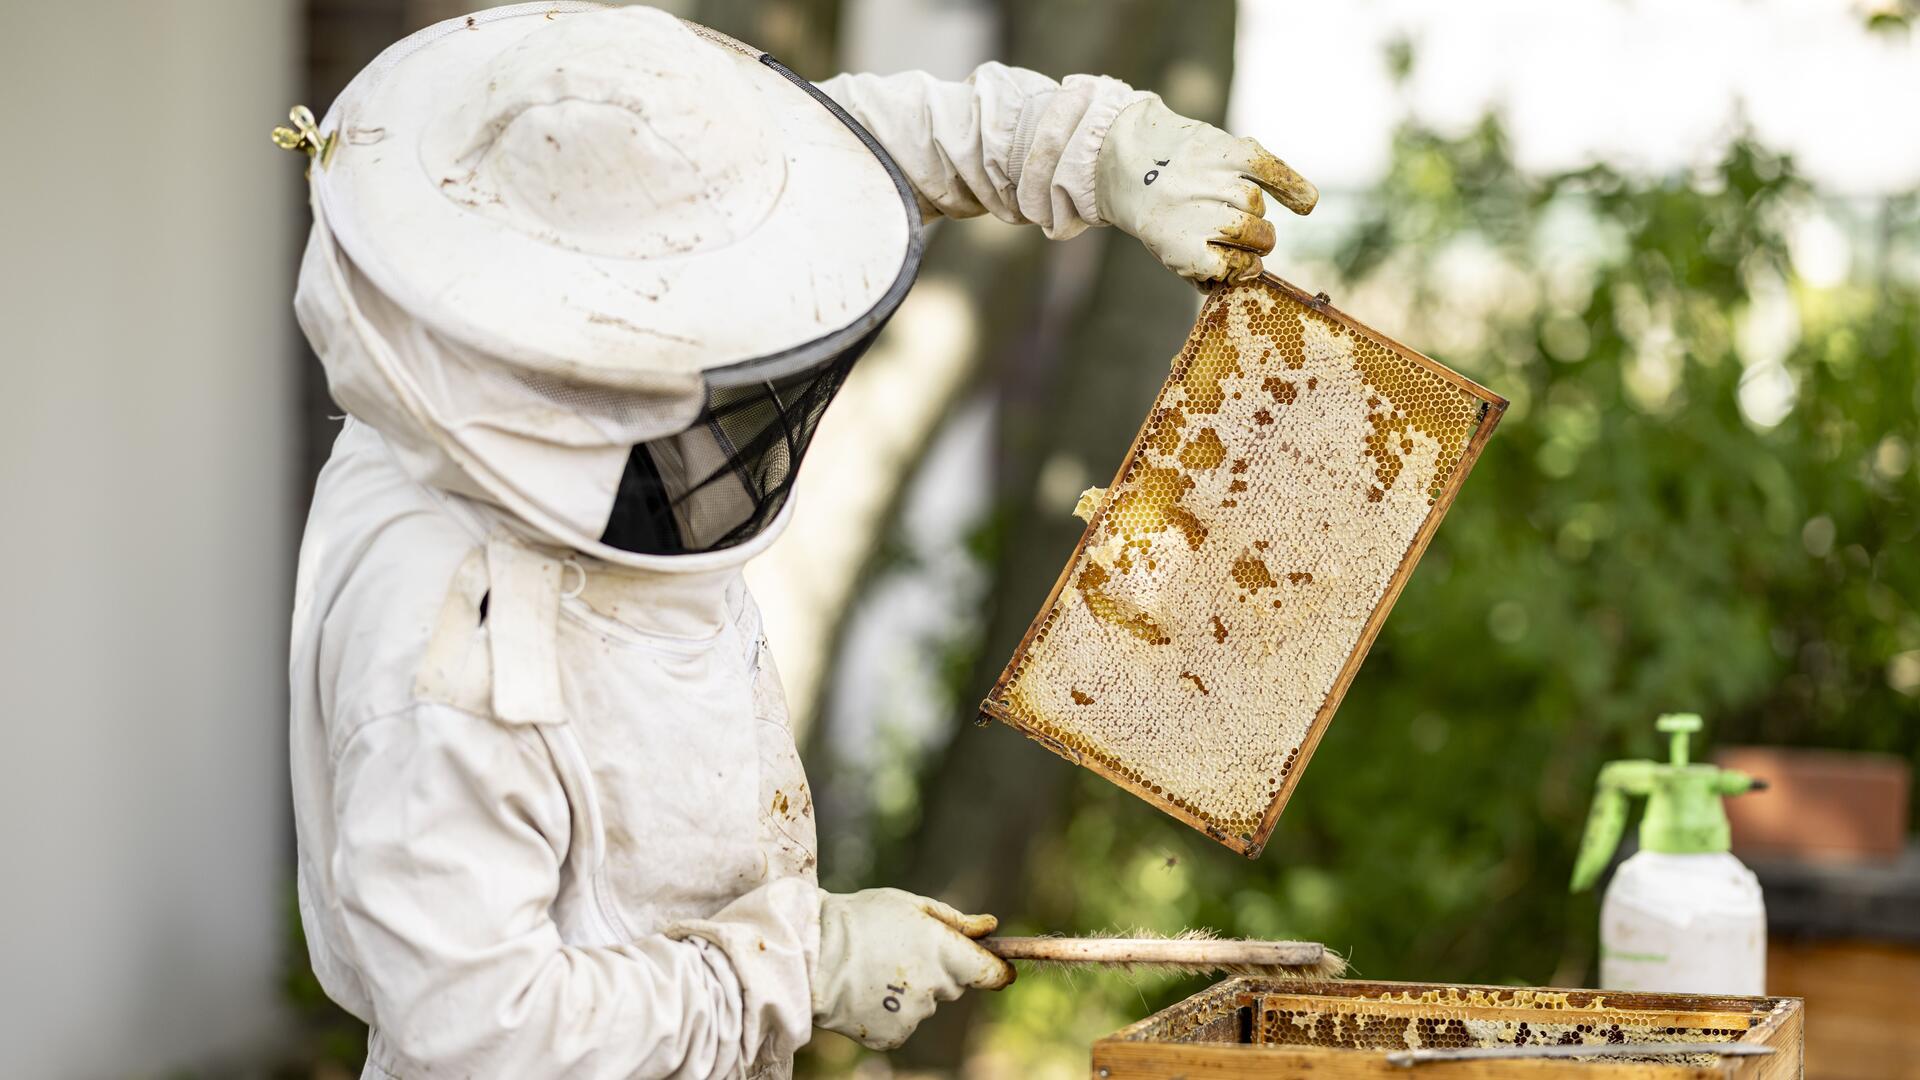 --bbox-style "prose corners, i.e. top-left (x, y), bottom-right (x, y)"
top-left (980, 274), bottom-right (1506, 856)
